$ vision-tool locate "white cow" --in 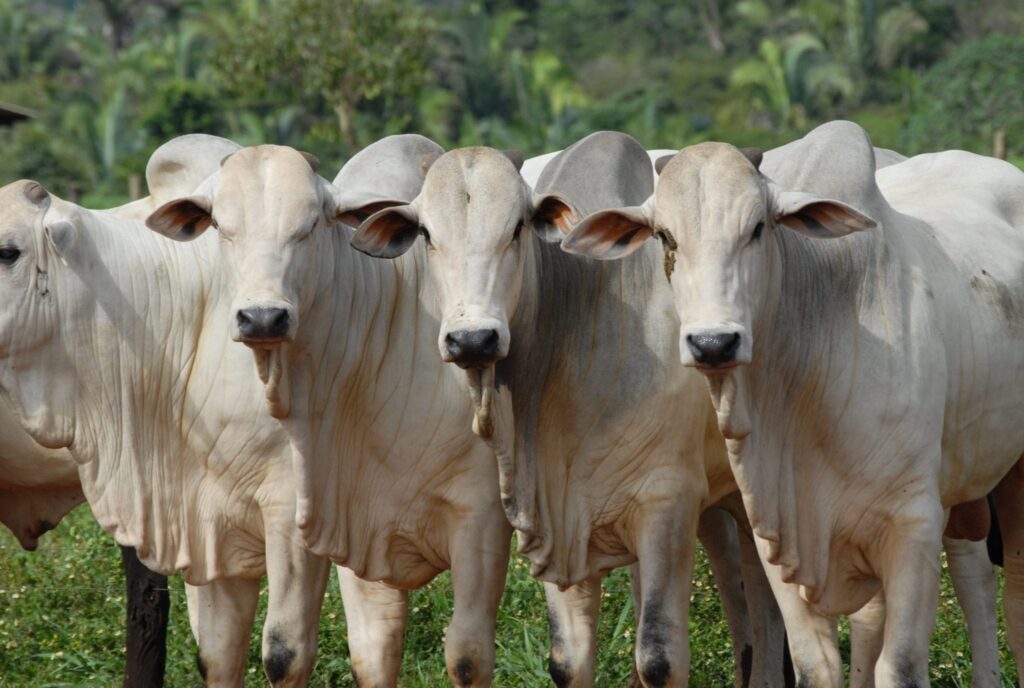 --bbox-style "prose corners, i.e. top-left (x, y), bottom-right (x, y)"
top-left (0, 133), bottom-right (244, 550)
top-left (0, 172), bottom-right (391, 686)
top-left (348, 131), bottom-right (789, 688)
top-left (563, 120), bottom-right (1024, 686)
top-left (146, 135), bottom-right (512, 687)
